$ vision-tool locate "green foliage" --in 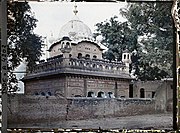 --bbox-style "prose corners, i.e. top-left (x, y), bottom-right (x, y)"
top-left (7, 2), bottom-right (43, 92)
top-left (95, 16), bottom-right (139, 61)
top-left (94, 2), bottom-right (173, 81)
